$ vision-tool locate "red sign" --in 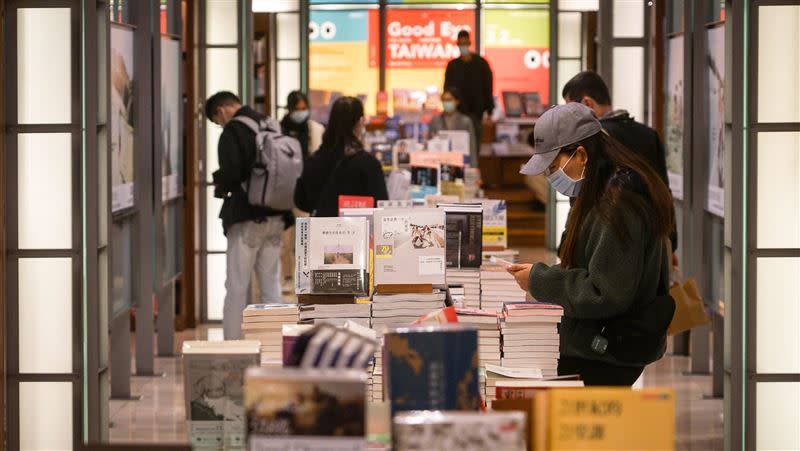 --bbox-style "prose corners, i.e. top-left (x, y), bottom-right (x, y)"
top-left (485, 46), bottom-right (550, 106)
top-left (370, 9), bottom-right (476, 69)
top-left (338, 195), bottom-right (375, 216)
